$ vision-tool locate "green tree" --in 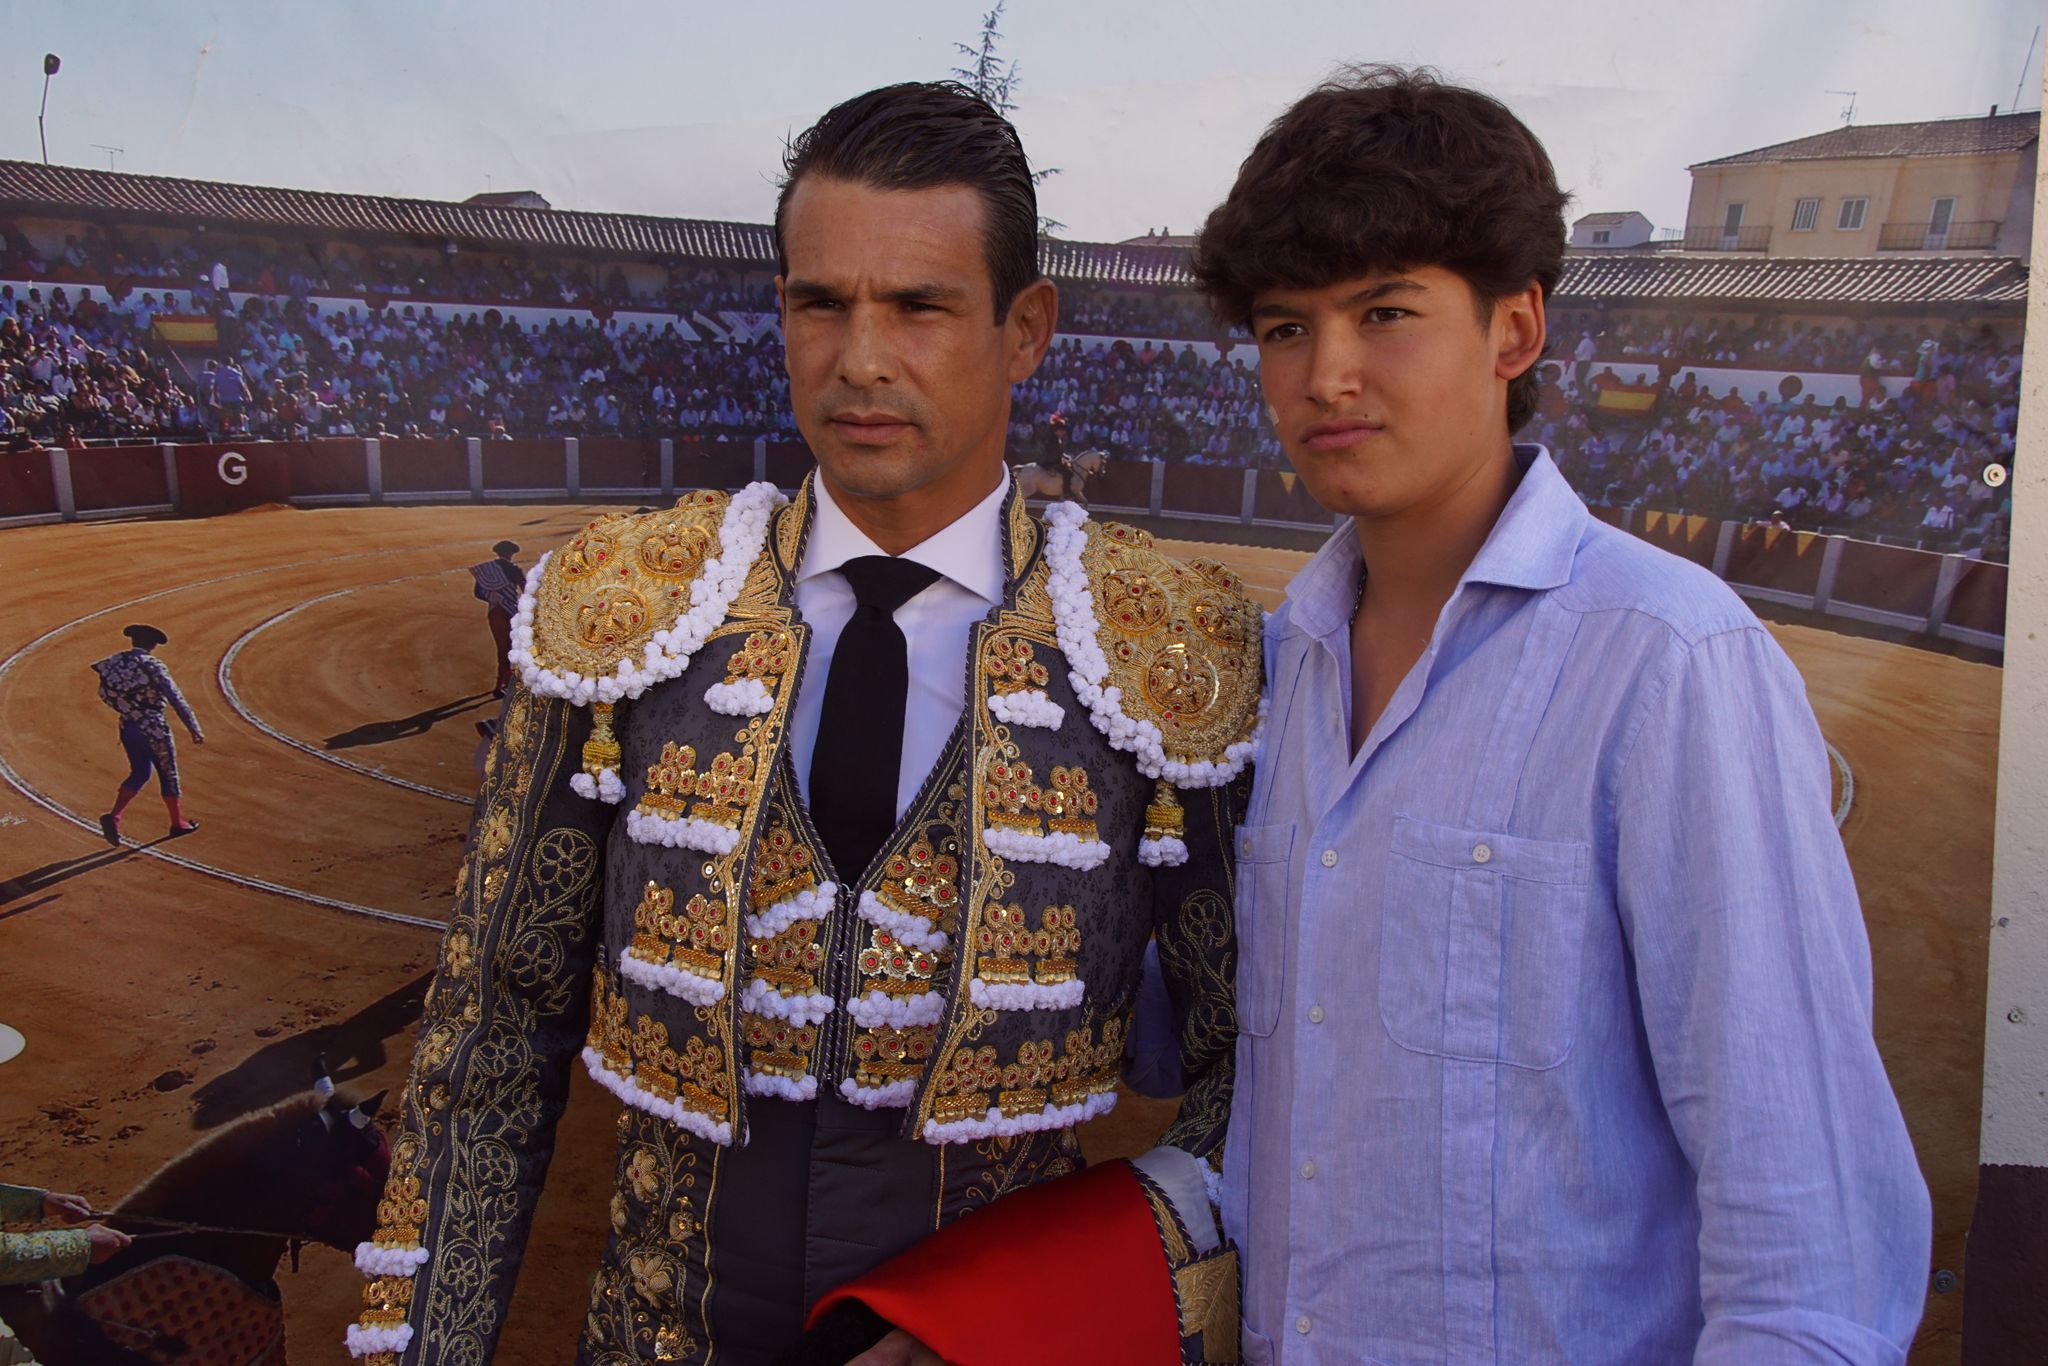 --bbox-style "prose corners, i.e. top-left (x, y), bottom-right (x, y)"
top-left (950, 0), bottom-right (1063, 236)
